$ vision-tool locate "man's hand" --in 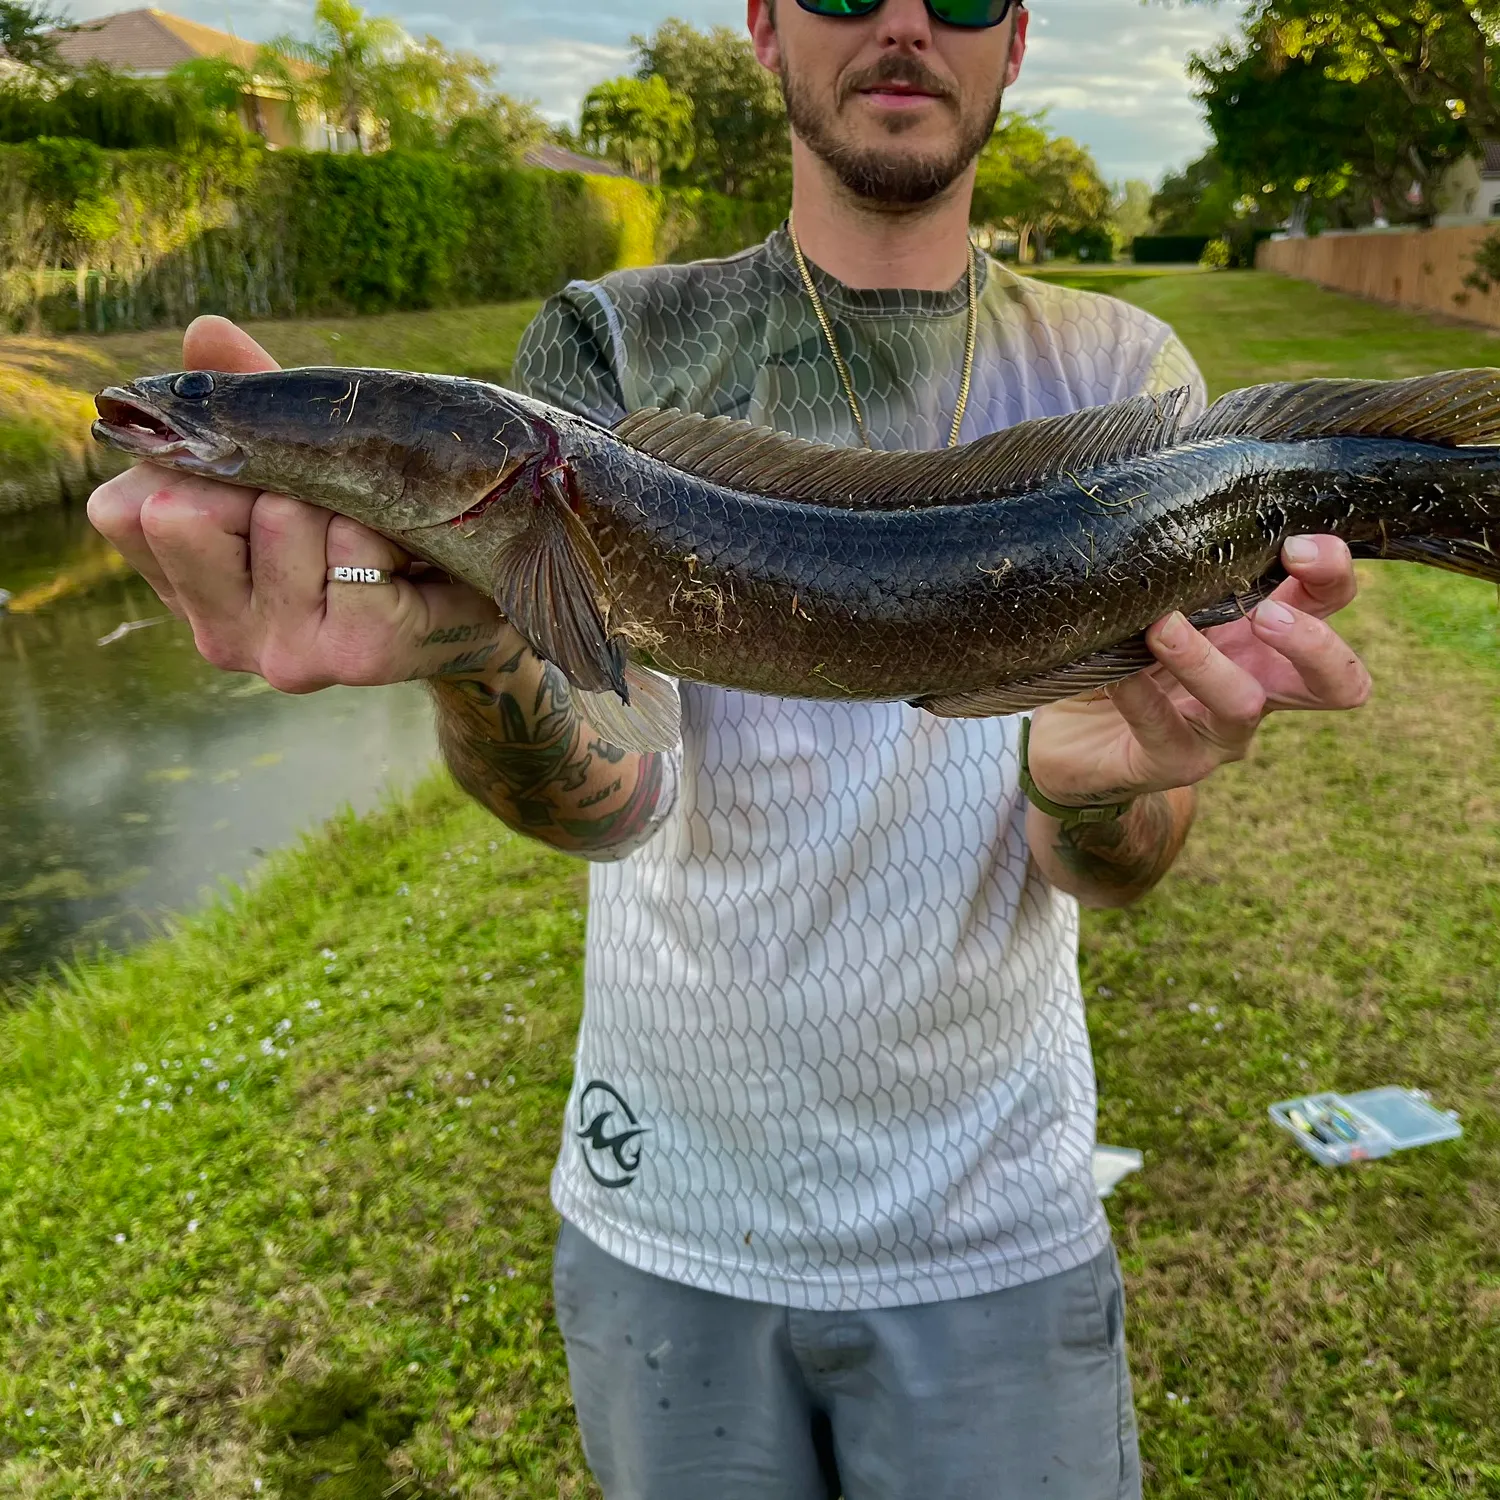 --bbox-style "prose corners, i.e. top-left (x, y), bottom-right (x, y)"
top-left (86, 315), bottom-right (508, 690)
top-left (1025, 535), bottom-right (1370, 907)
top-left (1028, 534), bottom-right (1370, 804)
